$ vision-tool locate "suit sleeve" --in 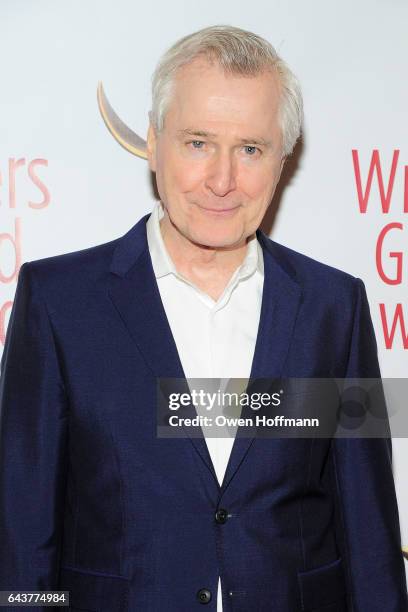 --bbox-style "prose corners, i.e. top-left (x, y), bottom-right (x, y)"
top-left (331, 278), bottom-right (408, 611)
top-left (0, 262), bottom-right (69, 594)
